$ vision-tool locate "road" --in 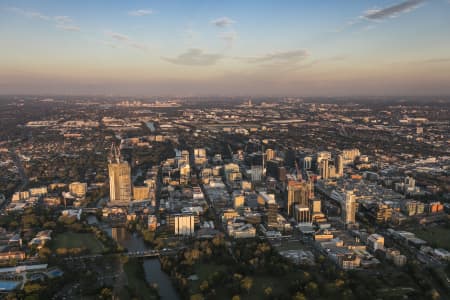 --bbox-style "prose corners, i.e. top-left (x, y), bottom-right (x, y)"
top-left (9, 147), bottom-right (28, 191)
